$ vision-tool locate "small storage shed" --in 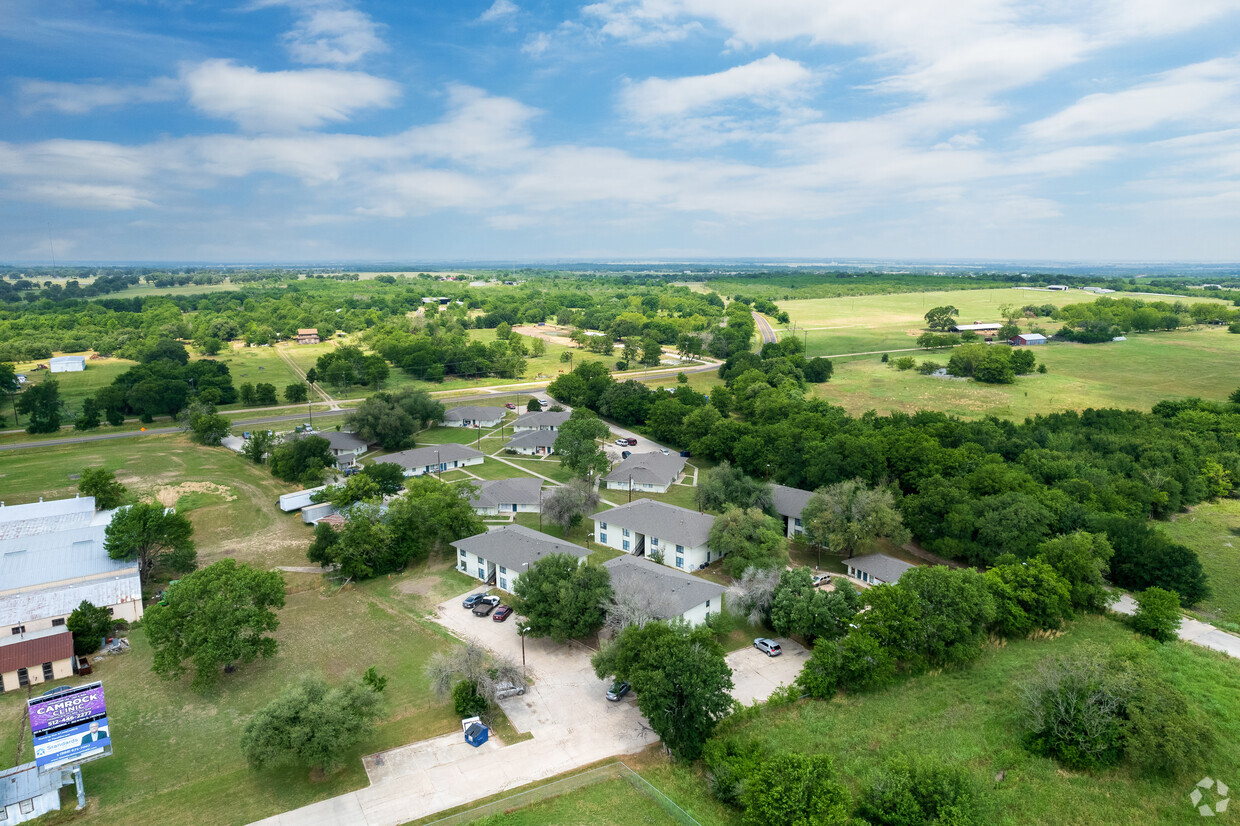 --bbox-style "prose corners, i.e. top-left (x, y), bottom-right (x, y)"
top-left (49, 356), bottom-right (86, 373)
